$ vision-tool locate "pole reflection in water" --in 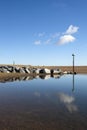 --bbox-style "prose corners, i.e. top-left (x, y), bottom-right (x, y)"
top-left (72, 74), bottom-right (75, 92)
